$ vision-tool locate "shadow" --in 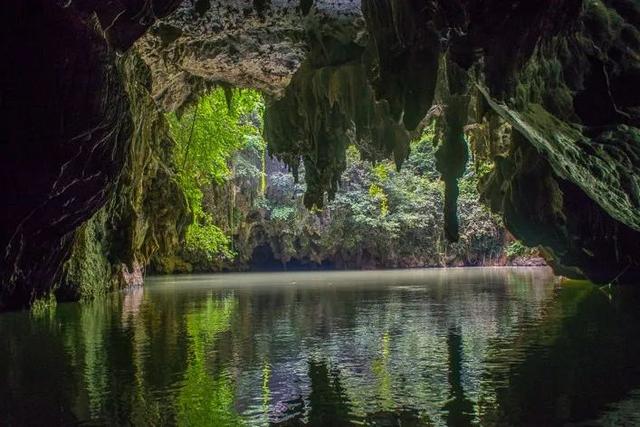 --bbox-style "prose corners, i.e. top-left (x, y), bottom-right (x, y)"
top-left (443, 326), bottom-right (475, 426)
top-left (480, 283), bottom-right (640, 425)
top-left (270, 359), bottom-right (354, 426)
